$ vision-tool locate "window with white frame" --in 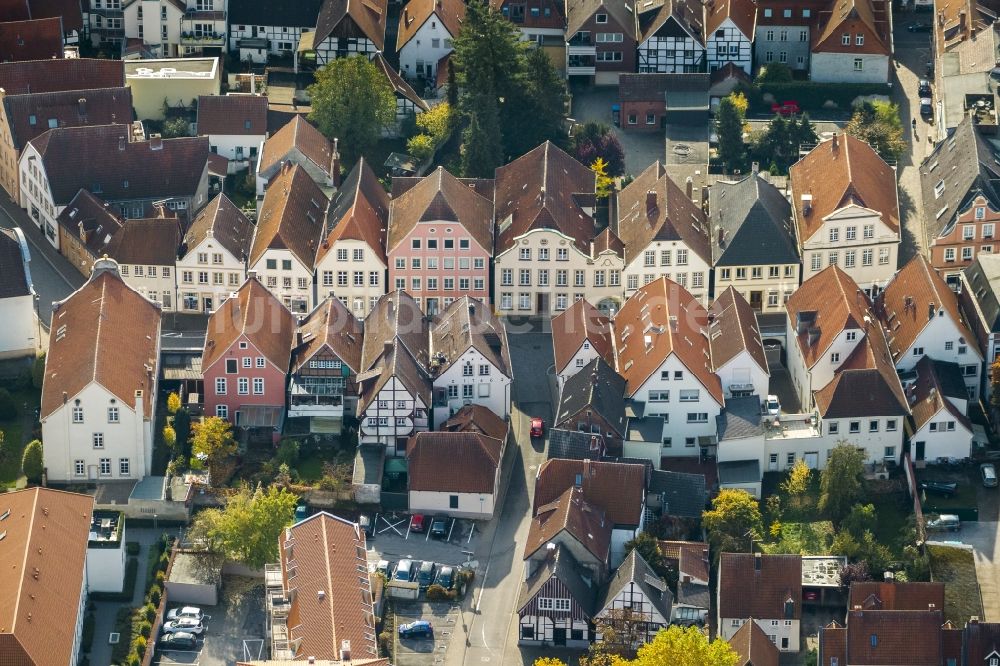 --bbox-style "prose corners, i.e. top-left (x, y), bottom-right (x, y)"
top-left (253, 378), bottom-right (264, 394)
top-left (216, 377), bottom-right (227, 394)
